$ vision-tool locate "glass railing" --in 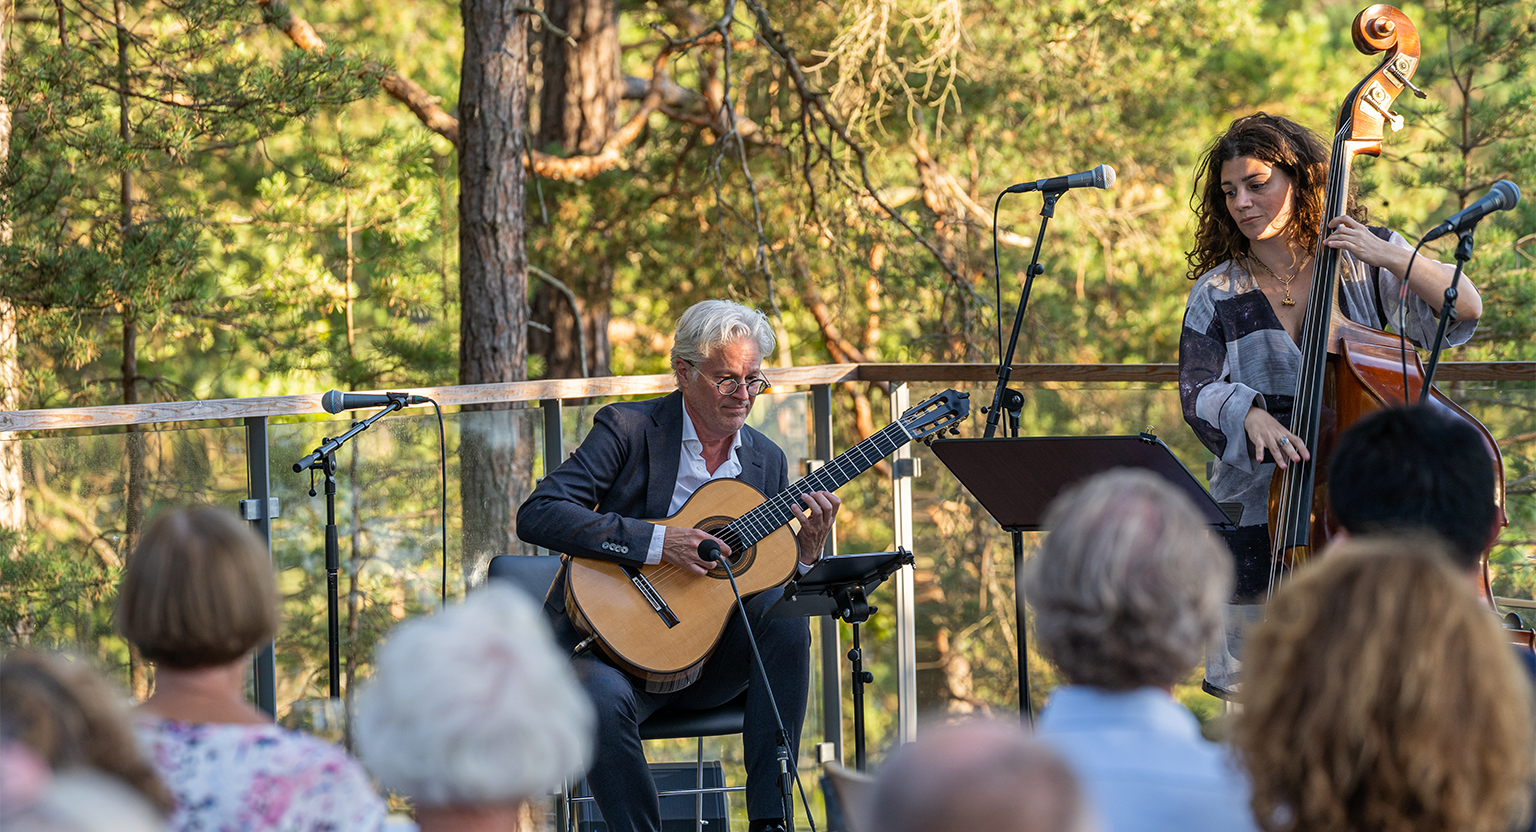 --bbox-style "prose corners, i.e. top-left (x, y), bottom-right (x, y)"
top-left (5, 365), bottom-right (1534, 824)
